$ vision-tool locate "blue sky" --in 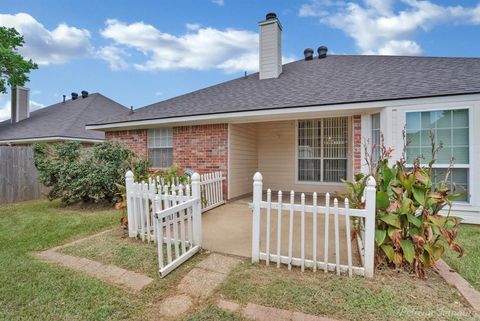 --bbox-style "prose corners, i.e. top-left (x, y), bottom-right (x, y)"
top-left (1, 0), bottom-right (479, 120)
